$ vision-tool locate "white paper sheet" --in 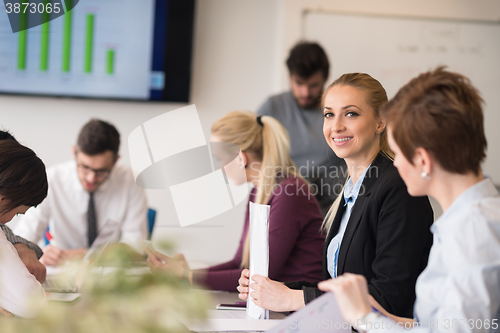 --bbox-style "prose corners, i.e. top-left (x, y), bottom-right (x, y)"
top-left (179, 310), bottom-right (281, 332)
top-left (246, 201), bottom-right (270, 320)
top-left (265, 292), bottom-right (351, 332)
top-left (46, 293), bottom-right (81, 302)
